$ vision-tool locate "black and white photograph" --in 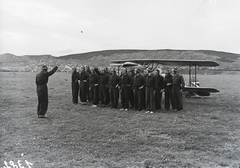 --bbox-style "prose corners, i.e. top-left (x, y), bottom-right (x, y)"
top-left (1, 0), bottom-right (240, 167)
